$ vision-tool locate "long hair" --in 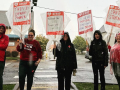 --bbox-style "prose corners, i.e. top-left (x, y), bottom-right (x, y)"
top-left (93, 30), bottom-right (103, 41)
